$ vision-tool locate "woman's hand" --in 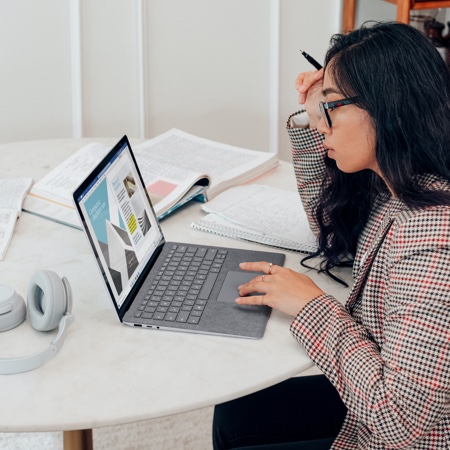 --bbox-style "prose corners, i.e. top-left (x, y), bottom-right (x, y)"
top-left (295, 68), bottom-right (324, 128)
top-left (236, 261), bottom-right (325, 318)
